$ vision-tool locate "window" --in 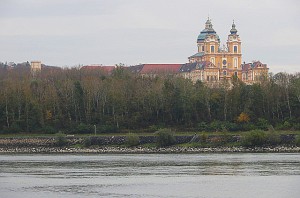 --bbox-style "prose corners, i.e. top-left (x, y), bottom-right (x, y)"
top-left (223, 71), bottom-right (227, 76)
top-left (234, 46), bottom-right (238, 53)
top-left (234, 72), bottom-right (238, 77)
top-left (207, 76), bottom-right (210, 81)
top-left (211, 45), bottom-right (215, 53)
top-left (202, 45), bottom-right (205, 52)
top-left (234, 58), bottom-right (238, 68)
